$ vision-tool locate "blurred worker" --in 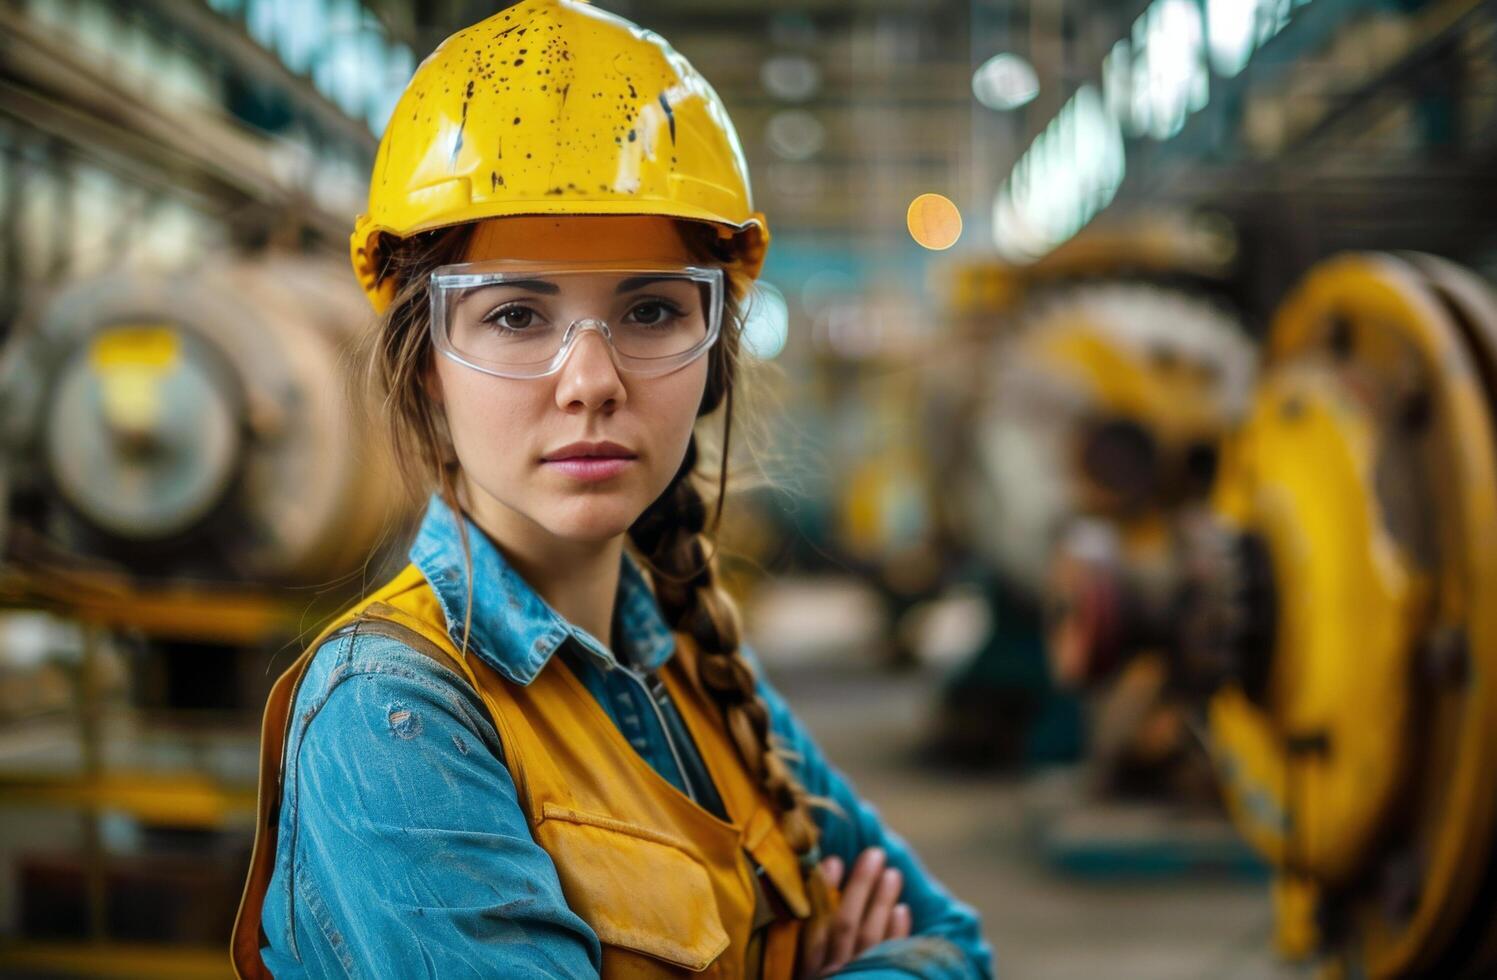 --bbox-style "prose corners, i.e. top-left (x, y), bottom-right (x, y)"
top-left (231, 2), bottom-right (991, 978)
